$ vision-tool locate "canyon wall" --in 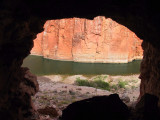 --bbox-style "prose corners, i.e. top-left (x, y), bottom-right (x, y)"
top-left (31, 16), bottom-right (143, 63)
